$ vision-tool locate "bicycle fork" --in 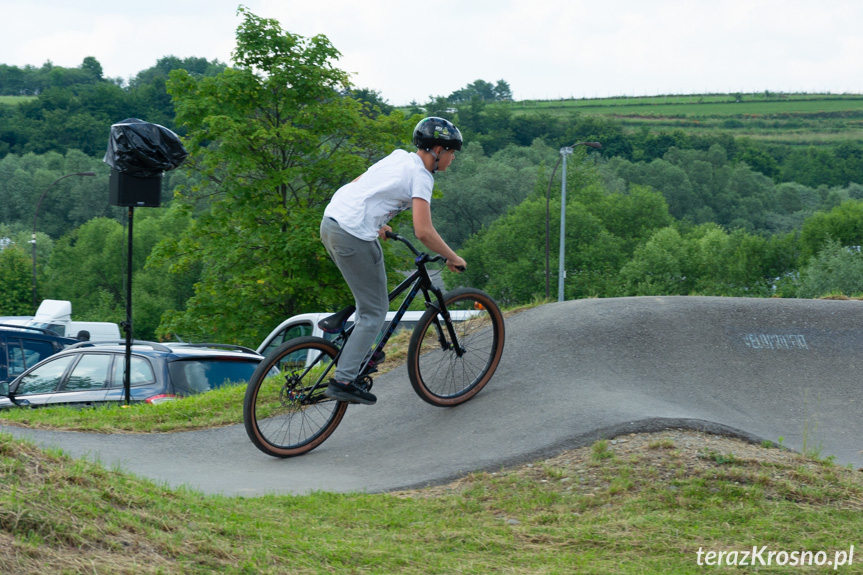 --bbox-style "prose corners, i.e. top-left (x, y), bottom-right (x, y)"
top-left (425, 285), bottom-right (466, 357)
